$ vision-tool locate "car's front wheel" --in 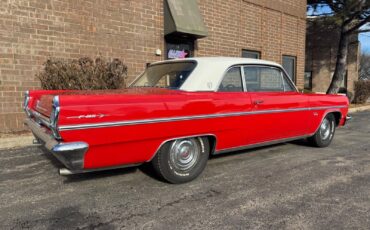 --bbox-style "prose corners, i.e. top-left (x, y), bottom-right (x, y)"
top-left (151, 137), bottom-right (210, 184)
top-left (308, 113), bottom-right (336, 147)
